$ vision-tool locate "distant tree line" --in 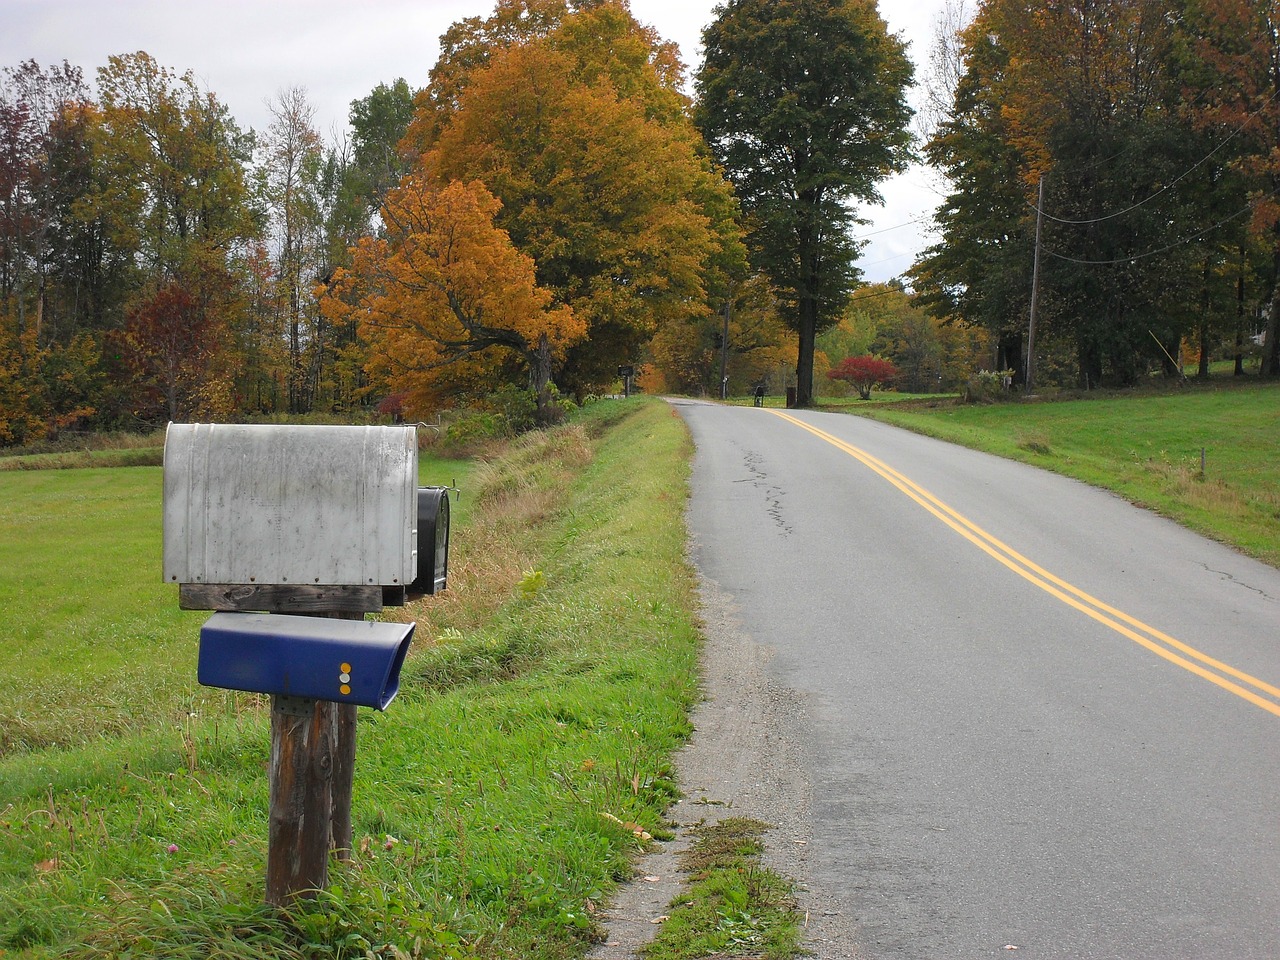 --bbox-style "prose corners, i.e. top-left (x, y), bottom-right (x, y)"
top-left (912, 0), bottom-right (1280, 388)
top-left (3, 0), bottom-right (1277, 446)
top-left (0, 51), bottom-right (422, 443)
